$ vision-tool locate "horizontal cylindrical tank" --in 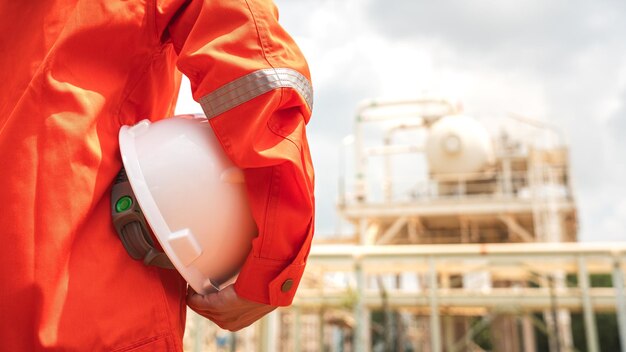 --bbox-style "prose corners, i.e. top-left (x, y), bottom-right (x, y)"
top-left (425, 115), bottom-right (494, 176)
